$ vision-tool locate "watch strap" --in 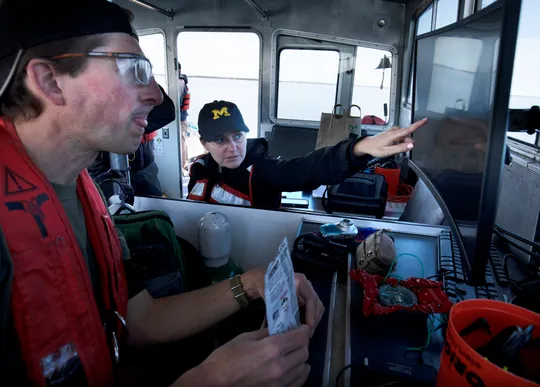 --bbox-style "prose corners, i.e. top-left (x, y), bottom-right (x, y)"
top-left (229, 274), bottom-right (249, 308)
